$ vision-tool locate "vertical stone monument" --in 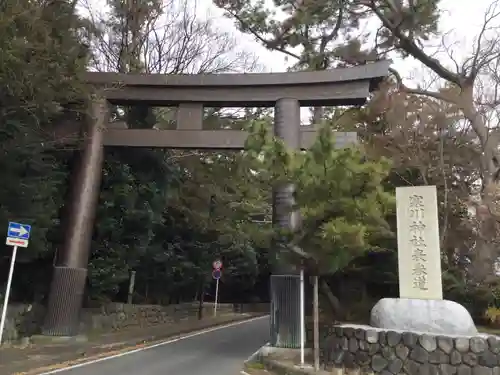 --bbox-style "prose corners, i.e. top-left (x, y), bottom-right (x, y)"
top-left (370, 185), bottom-right (477, 336)
top-left (396, 185), bottom-right (443, 300)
